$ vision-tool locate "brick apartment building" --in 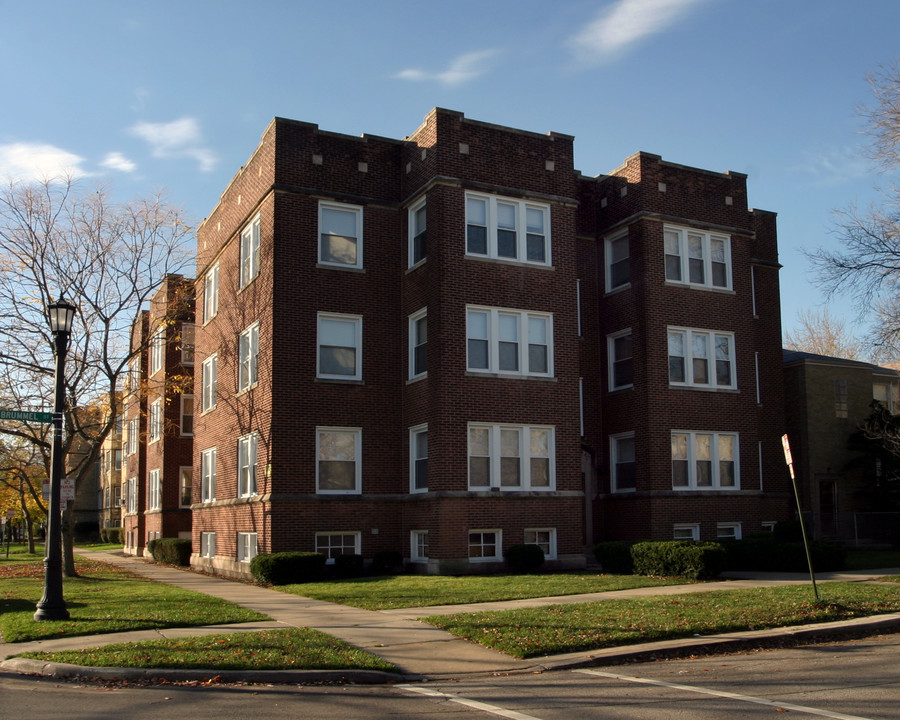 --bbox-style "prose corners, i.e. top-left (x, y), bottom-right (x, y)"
top-left (122, 275), bottom-right (194, 554)
top-left (161, 108), bottom-right (793, 577)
